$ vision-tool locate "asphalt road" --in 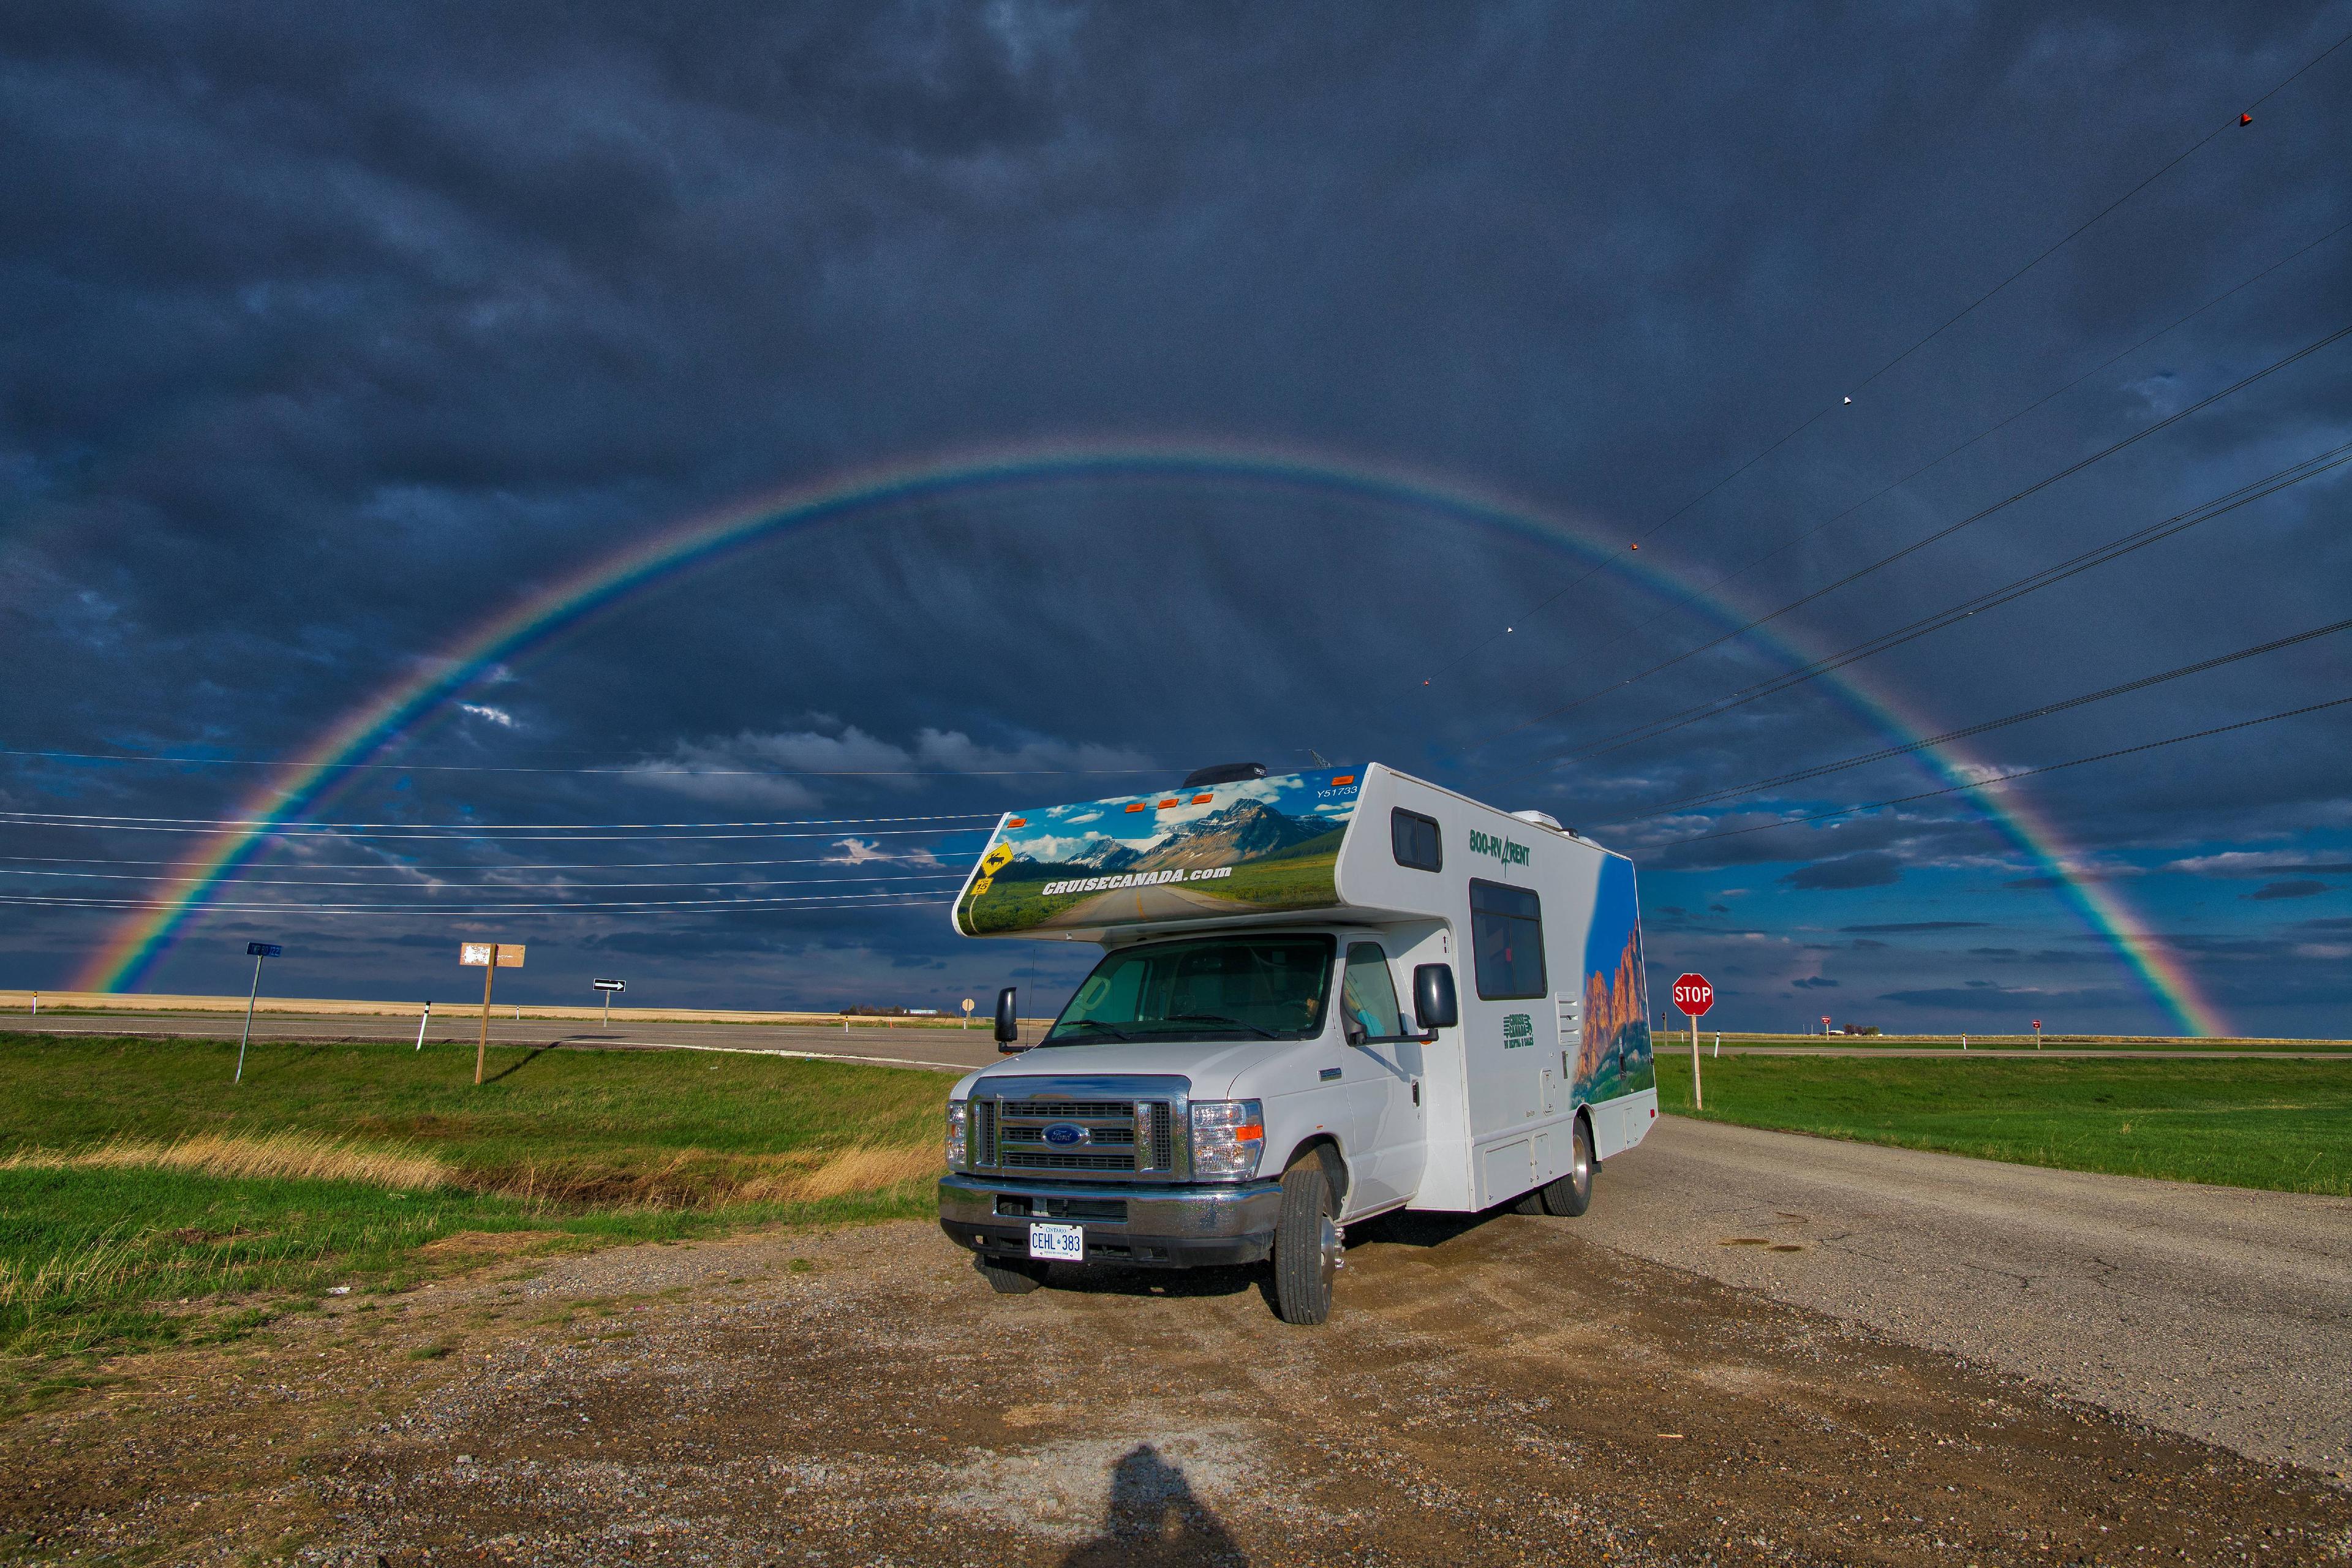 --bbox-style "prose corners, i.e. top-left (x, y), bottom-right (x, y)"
top-left (1586, 1116), bottom-right (2352, 1477)
top-left (7, 1009), bottom-right (1010, 1072)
